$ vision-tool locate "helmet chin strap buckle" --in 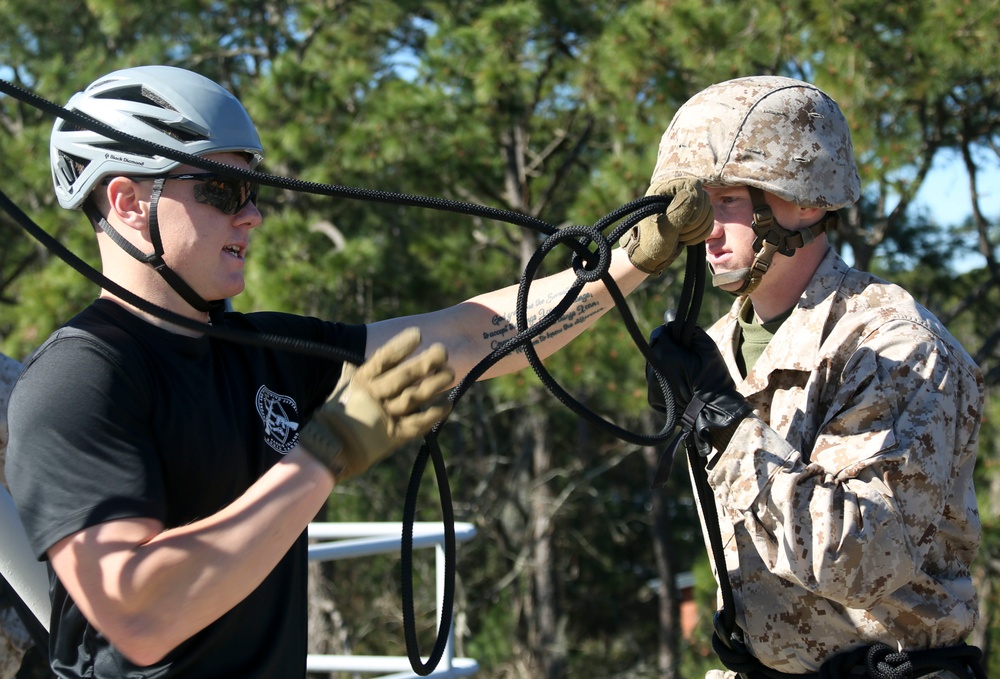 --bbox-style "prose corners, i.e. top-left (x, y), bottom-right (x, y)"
top-left (750, 202), bottom-right (826, 257)
top-left (711, 187), bottom-right (837, 296)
